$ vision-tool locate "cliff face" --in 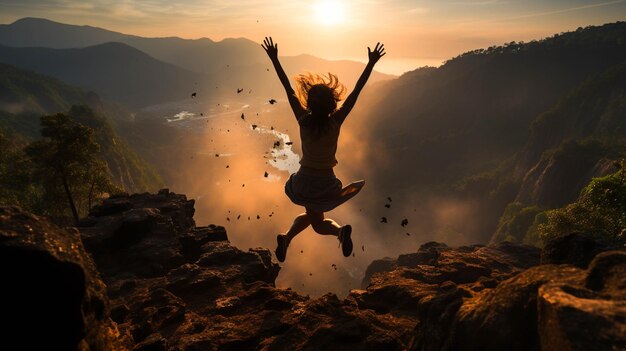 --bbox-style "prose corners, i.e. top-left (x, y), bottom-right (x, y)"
top-left (2, 191), bottom-right (624, 350)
